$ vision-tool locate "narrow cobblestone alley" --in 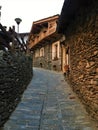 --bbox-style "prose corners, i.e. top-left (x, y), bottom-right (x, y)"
top-left (1, 68), bottom-right (97, 130)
